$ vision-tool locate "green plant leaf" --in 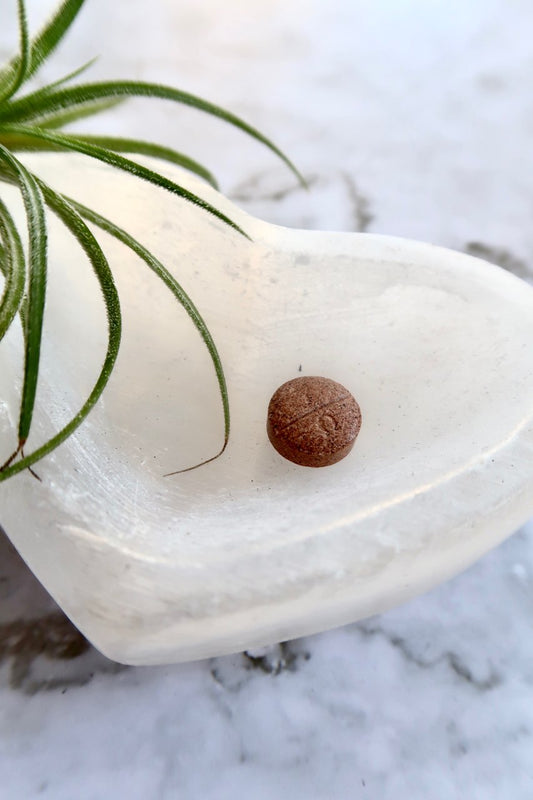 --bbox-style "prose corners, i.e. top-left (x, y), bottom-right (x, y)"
top-left (0, 0), bottom-right (30, 104)
top-left (0, 241), bottom-right (28, 337)
top-left (68, 135), bottom-right (219, 188)
top-left (41, 55), bottom-right (99, 93)
top-left (38, 98), bottom-right (124, 129)
top-left (0, 180), bottom-right (121, 482)
top-left (0, 80), bottom-right (307, 187)
top-left (0, 130), bottom-right (218, 188)
top-left (1, 124), bottom-right (247, 235)
top-left (0, 195), bottom-right (26, 341)
top-left (0, 146), bottom-right (47, 448)
top-left (9, 55), bottom-right (105, 126)
top-left (28, 0), bottom-right (86, 78)
top-left (0, 0), bottom-right (86, 89)
top-left (68, 195), bottom-right (230, 469)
